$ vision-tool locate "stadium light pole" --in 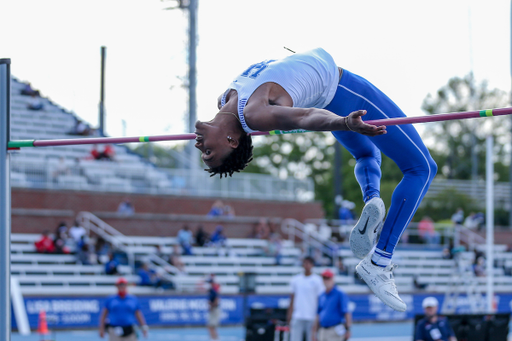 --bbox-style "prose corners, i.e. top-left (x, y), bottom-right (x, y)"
top-left (0, 58), bottom-right (12, 341)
